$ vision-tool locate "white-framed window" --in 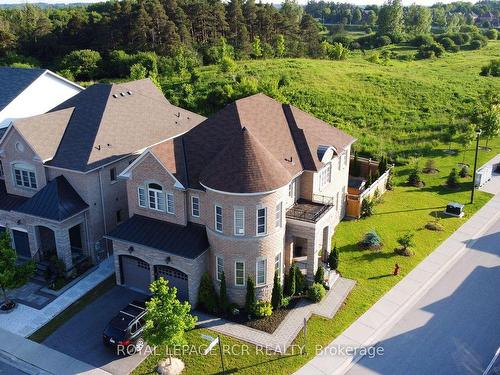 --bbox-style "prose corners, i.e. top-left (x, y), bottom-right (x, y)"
top-left (256, 258), bottom-right (267, 285)
top-left (191, 196), bottom-right (200, 217)
top-left (110, 167), bottom-right (117, 182)
top-left (235, 261), bottom-right (245, 286)
top-left (319, 163), bottom-right (331, 190)
top-left (289, 180), bottom-right (295, 199)
top-left (275, 202), bottom-right (282, 228)
top-left (12, 163), bottom-right (37, 189)
top-left (138, 186), bottom-right (146, 207)
top-left (234, 207), bottom-right (245, 236)
top-left (256, 207), bottom-right (267, 235)
top-left (275, 252), bottom-right (282, 273)
top-left (215, 205), bottom-right (223, 233)
top-left (148, 183), bottom-right (165, 211)
top-left (344, 152), bottom-right (348, 167)
top-left (166, 192), bottom-right (175, 214)
top-left (216, 256), bottom-right (224, 281)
